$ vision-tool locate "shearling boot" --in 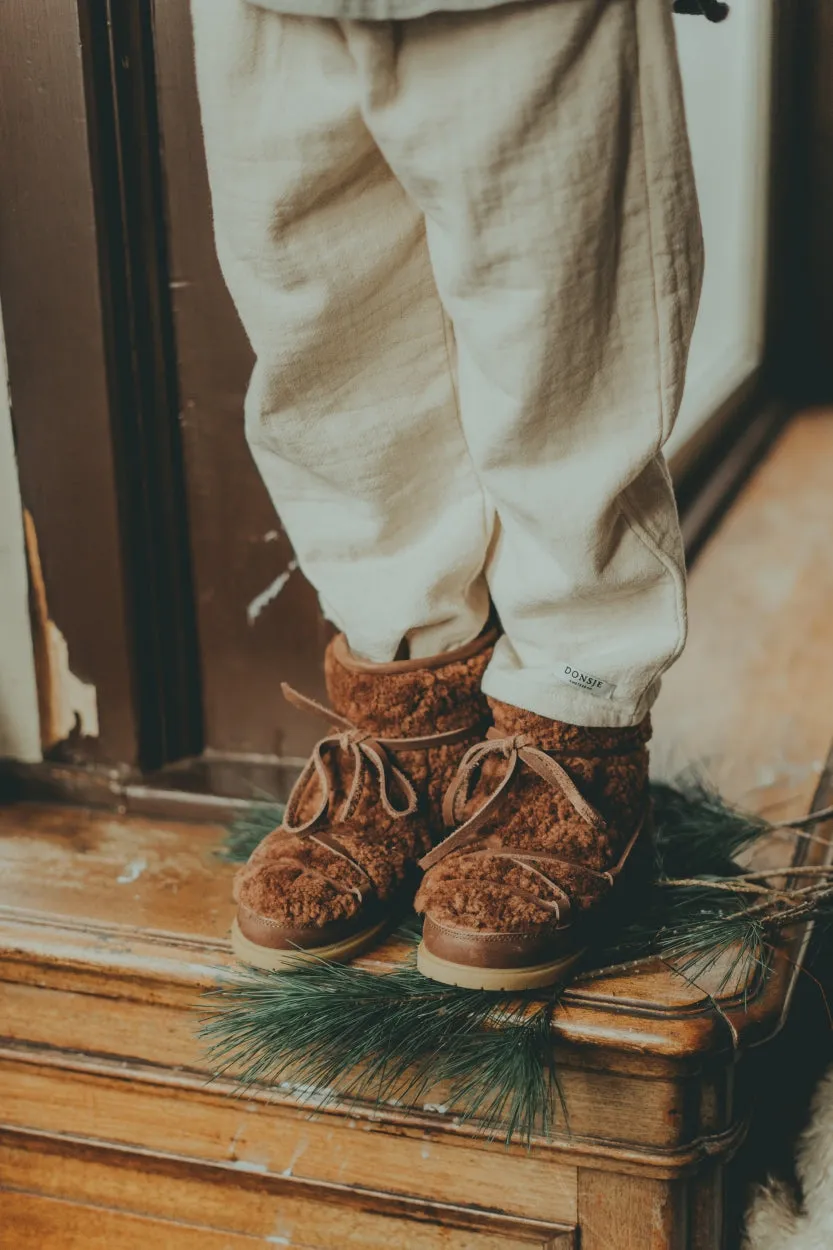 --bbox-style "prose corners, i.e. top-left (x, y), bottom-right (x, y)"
top-left (231, 629), bottom-right (495, 969)
top-left (415, 698), bottom-right (652, 990)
